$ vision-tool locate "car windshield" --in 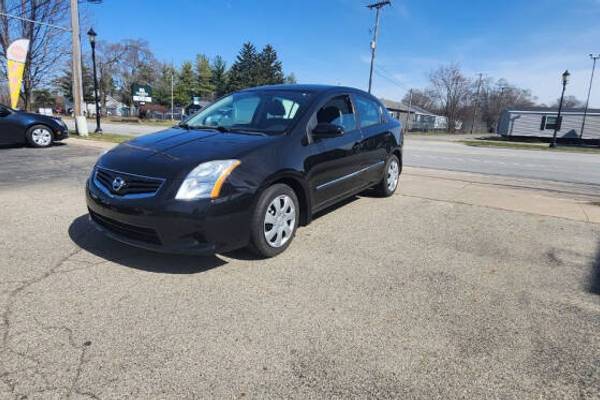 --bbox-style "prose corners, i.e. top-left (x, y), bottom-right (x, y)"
top-left (184, 90), bottom-right (313, 135)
